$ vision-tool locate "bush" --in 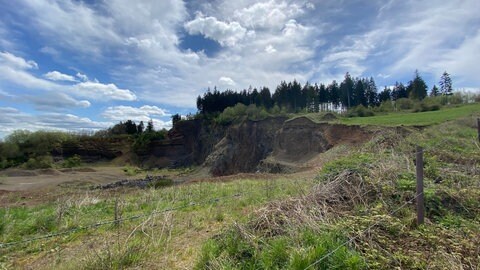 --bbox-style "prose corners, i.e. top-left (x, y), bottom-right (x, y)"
top-left (123, 166), bottom-right (142, 176)
top-left (375, 101), bottom-right (395, 112)
top-left (216, 103), bottom-right (269, 125)
top-left (395, 98), bottom-right (415, 110)
top-left (413, 102), bottom-right (441, 112)
top-left (23, 155), bottom-right (54, 169)
top-left (347, 105), bottom-right (375, 117)
top-left (132, 130), bottom-right (167, 154)
top-left (63, 155), bottom-right (82, 168)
